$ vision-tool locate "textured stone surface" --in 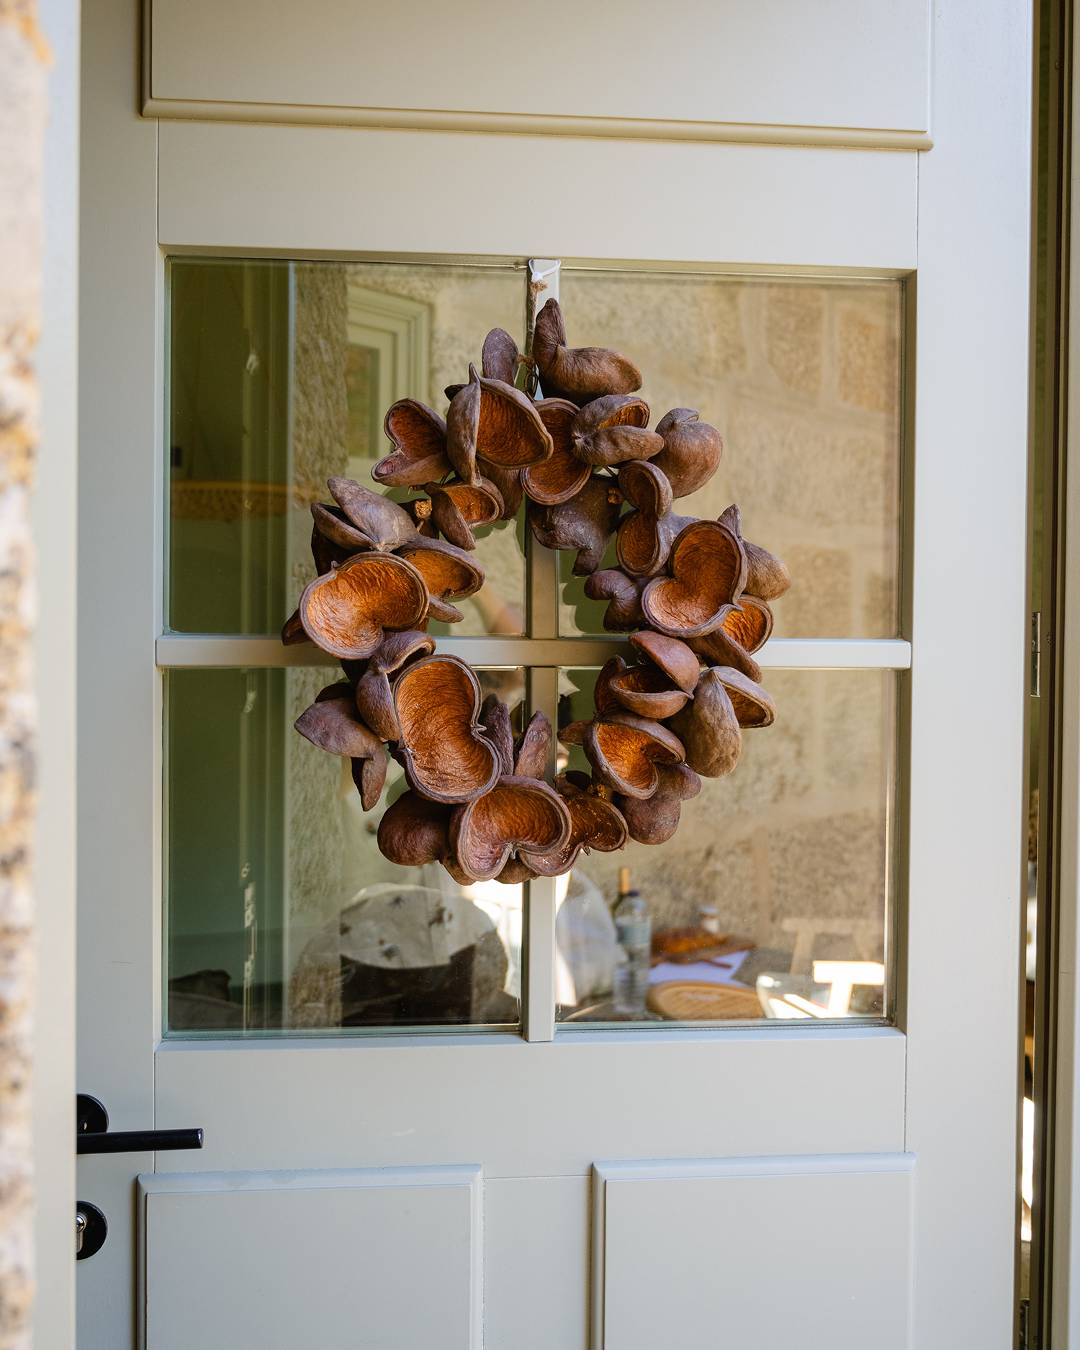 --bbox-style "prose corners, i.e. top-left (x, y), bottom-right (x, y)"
top-left (782, 545), bottom-right (853, 637)
top-left (765, 284), bottom-right (824, 394)
top-left (0, 7), bottom-right (45, 1342)
top-left (838, 303), bottom-right (901, 415)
